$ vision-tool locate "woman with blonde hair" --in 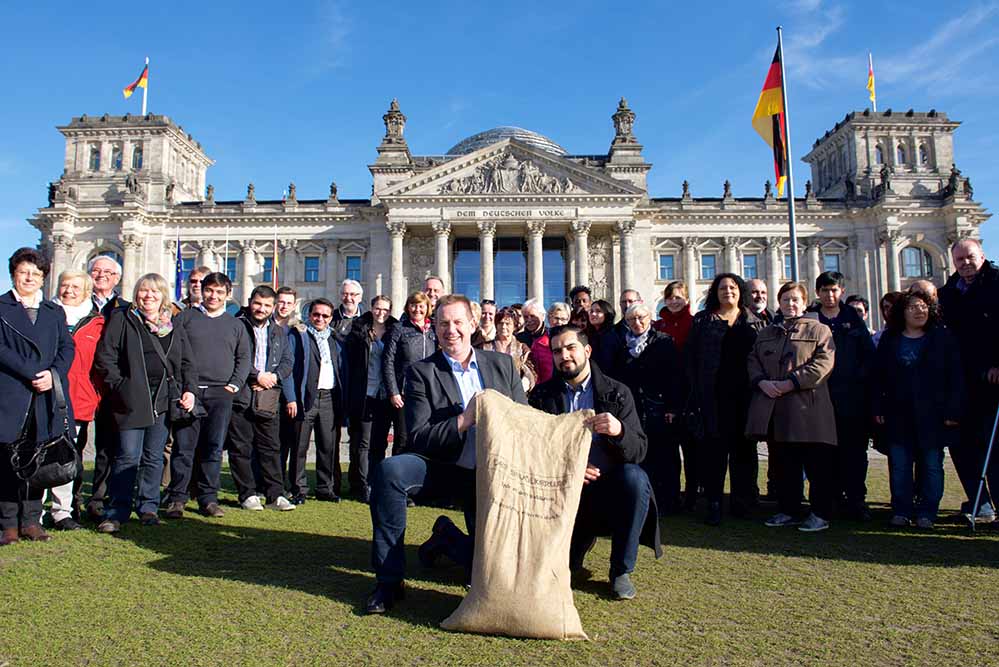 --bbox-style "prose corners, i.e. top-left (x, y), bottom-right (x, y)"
top-left (94, 273), bottom-right (198, 532)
